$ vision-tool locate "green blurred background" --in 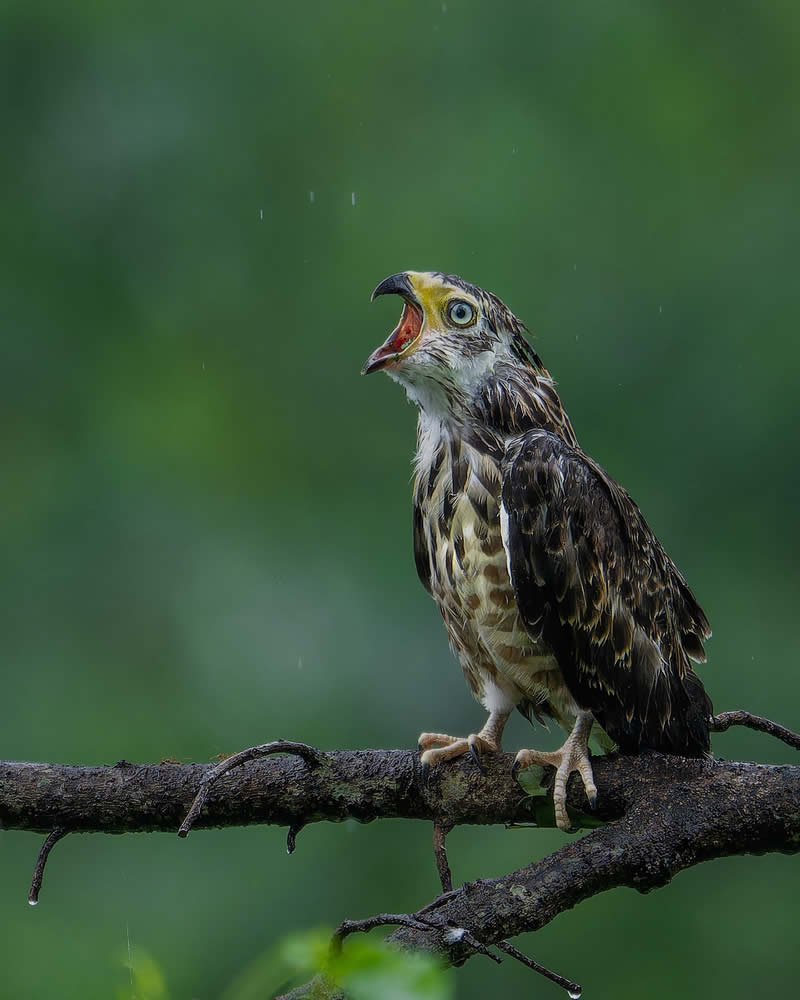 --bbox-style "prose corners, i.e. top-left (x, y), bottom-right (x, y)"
top-left (2, 1), bottom-right (798, 996)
